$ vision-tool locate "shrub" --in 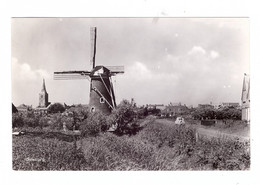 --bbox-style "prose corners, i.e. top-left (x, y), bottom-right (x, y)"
top-left (80, 111), bottom-right (108, 137)
top-left (39, 116), bottom-right (51, 128)
top-left (12, 113), bottom-right (24, 128)
top-left (68, 105), bottom-right (90, 121)
top-left (109, 99), bottom-right (140, 135)
top-left (15, 111), bottom-right (40, 128)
